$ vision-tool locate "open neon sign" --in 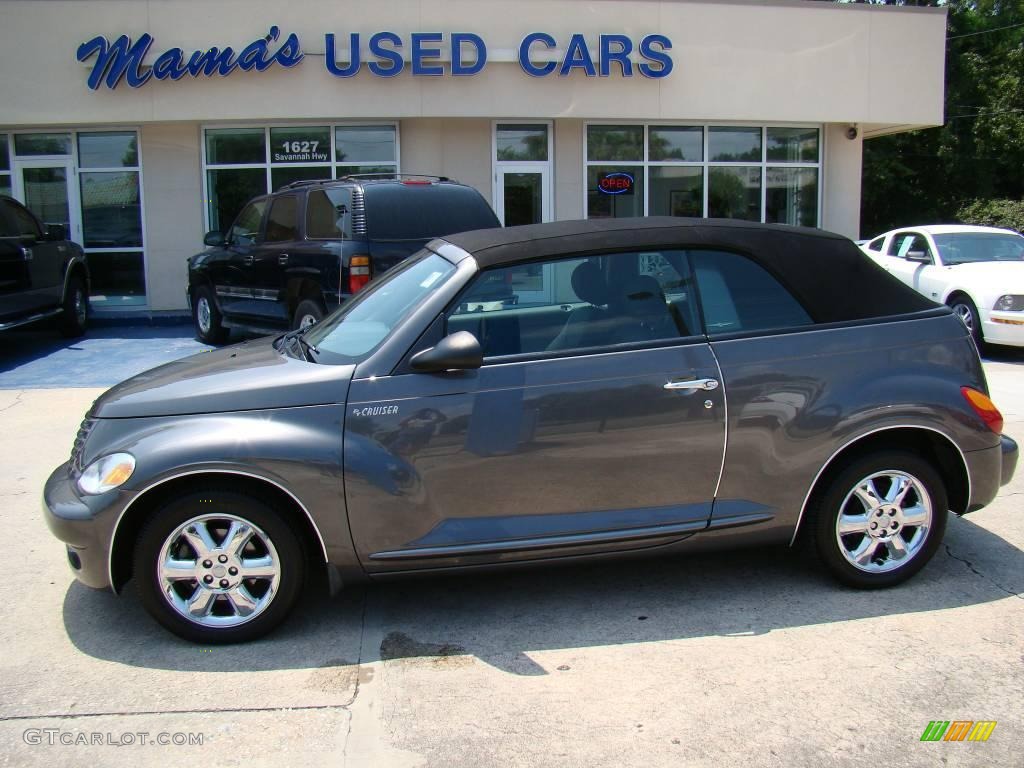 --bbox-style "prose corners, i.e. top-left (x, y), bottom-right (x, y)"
top-left (597, 172), bottom-right (634, 195)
